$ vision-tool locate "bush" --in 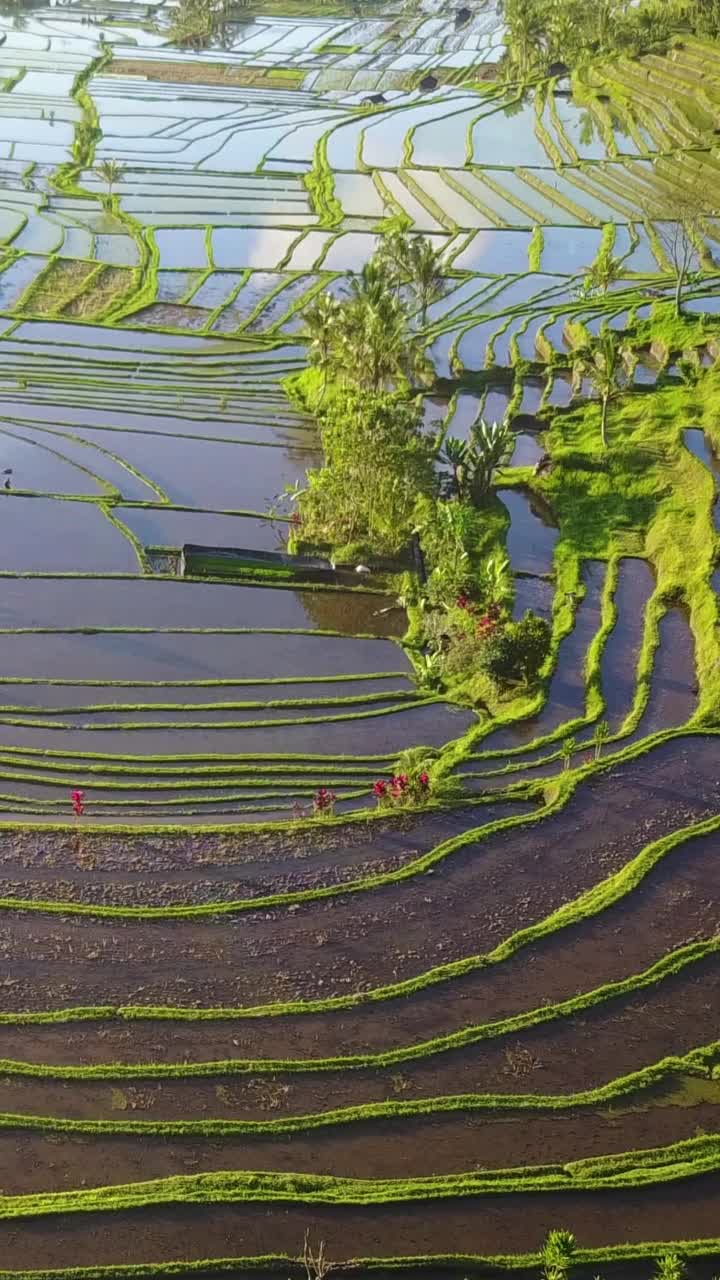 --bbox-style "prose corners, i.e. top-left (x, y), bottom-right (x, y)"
top-left (480, 611), bottom-right (551, 684)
